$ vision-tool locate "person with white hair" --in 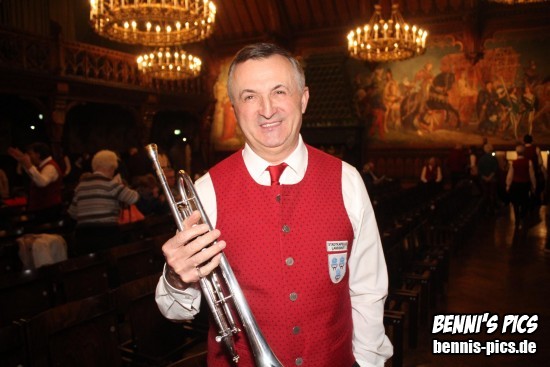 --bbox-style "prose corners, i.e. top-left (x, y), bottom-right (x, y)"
top-left (68, 149), bottom-right (139, 255)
